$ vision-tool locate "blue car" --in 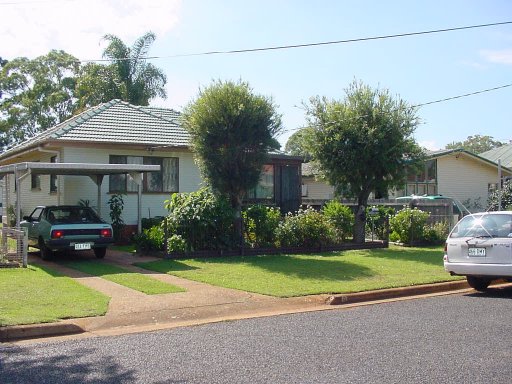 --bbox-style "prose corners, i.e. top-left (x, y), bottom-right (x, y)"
top-left (21, 205), bottom-right (114, 260)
